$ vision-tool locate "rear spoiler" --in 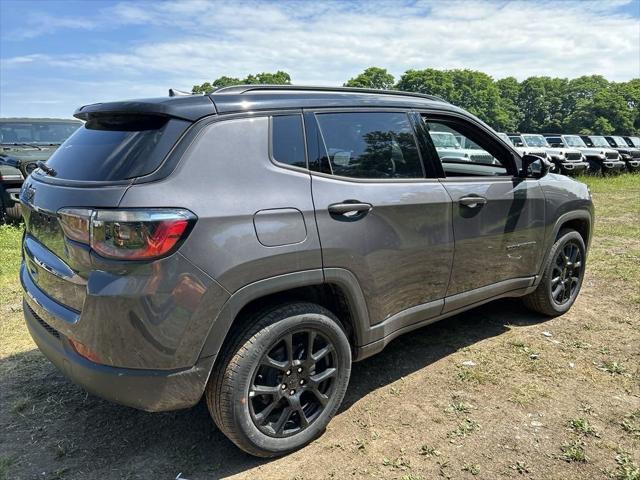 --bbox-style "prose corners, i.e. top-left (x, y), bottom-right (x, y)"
top-left (74, 95), bottom-right (216, 122)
